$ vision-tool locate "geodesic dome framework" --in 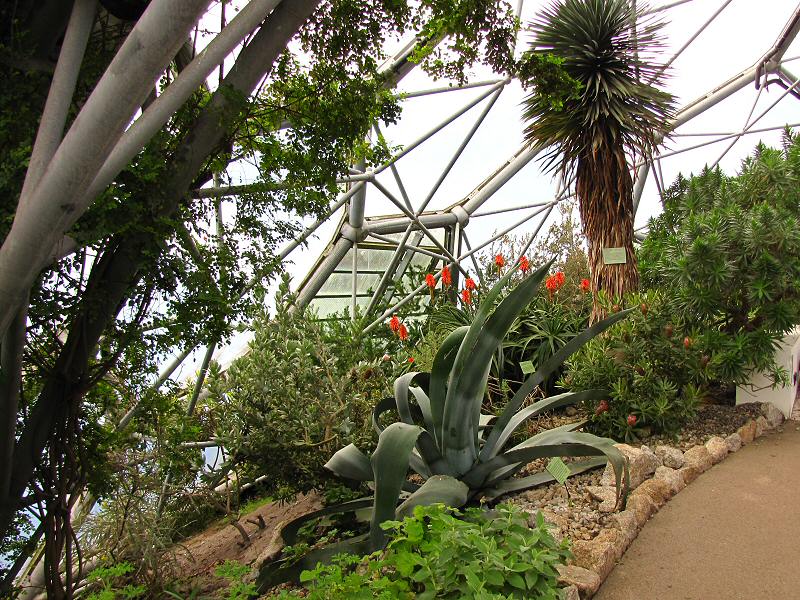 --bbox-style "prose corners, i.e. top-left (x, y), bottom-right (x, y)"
top-left (174, 0), bottom-right (800, 389)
